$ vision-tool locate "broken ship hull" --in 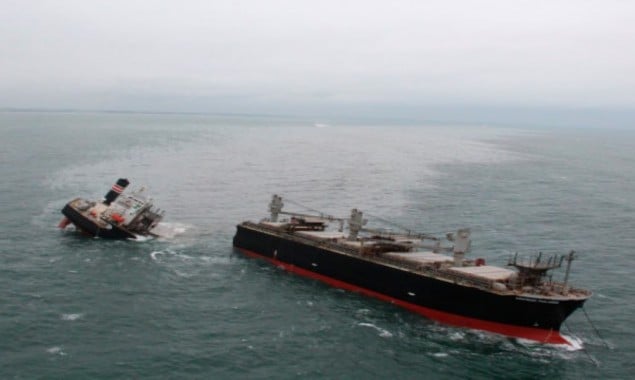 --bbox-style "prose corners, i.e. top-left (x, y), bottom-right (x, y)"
top-left (233, 223), bottom-right (586, 344)
top-left (61, 201), bottom-right (136, 239)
